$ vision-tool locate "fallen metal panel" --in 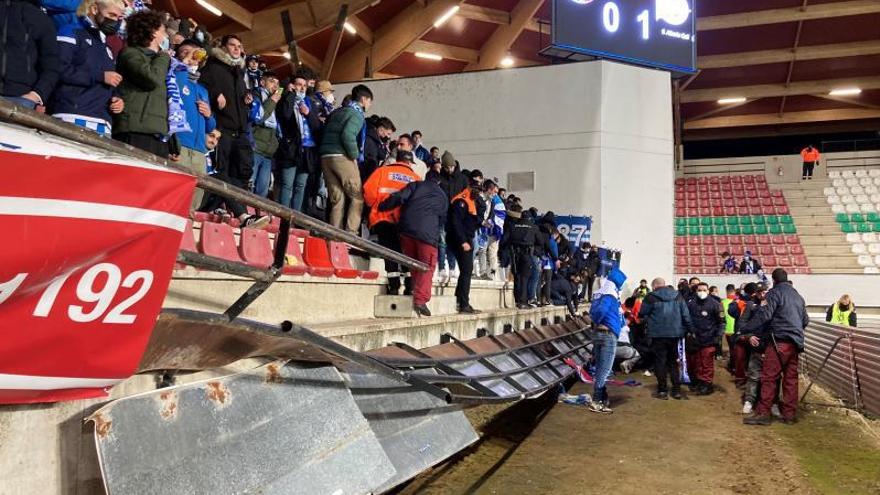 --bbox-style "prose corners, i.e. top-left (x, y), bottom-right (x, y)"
top-left (89, 362), bottom-right (396, 495)
top-left (342, 365), bottom-right (479, 494)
